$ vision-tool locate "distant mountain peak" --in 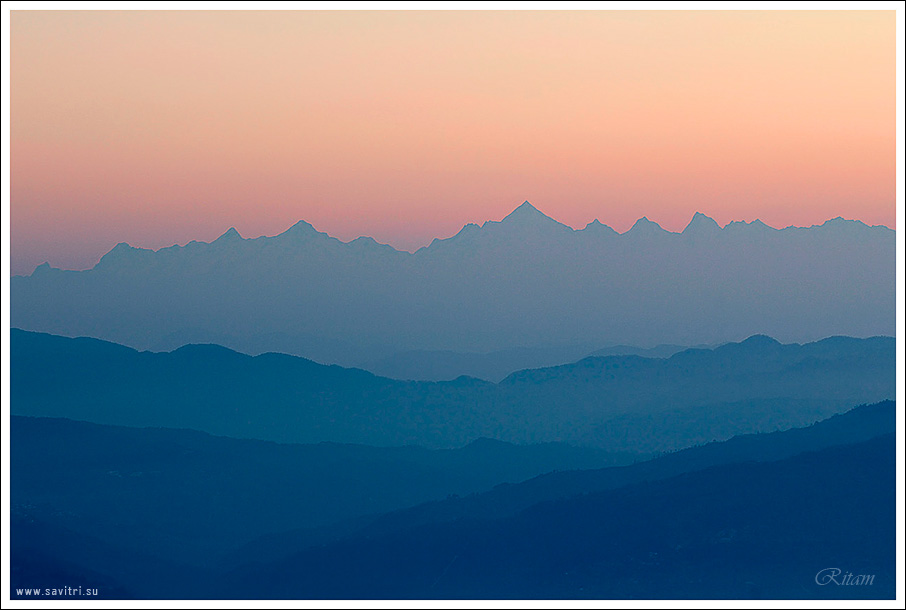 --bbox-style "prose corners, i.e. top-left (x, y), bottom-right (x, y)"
top-left (94, 241), bottom-right (148, 270)
top-left (102, 242), bottom-right (137, 258)
top-left (421, 222), bottom-right (481, 251)
top-left (738, 334), bottom-right (783, 349)
top-left (625, 216), bottom-right (668, 236)
top-left (276, 219), bottom-right (321, 239)
top-left (30, 261), bottom-right (54, 276)
top-left (214, 227), bottom-right (242, 243)
top-left (479, 201), bottom-right (574, 236)
top-left (347, 235), bottom-right (400, 253)
top-left (500, 201), bottom-right (552, 224)
top-left (818, 216), bottom-right (867, 229)
top-left (683, 212), bottom-right (721, 236)
top-left (463, 437), bottom-right (513, 450)
top-left (724, 218), bottom-right (775, 233)
top-left (810, 217), bottom-right (894, 233)
top-left (581, 219), bottom-right (618, 236)
top-left (743, 333), bottom-right (781, 343)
